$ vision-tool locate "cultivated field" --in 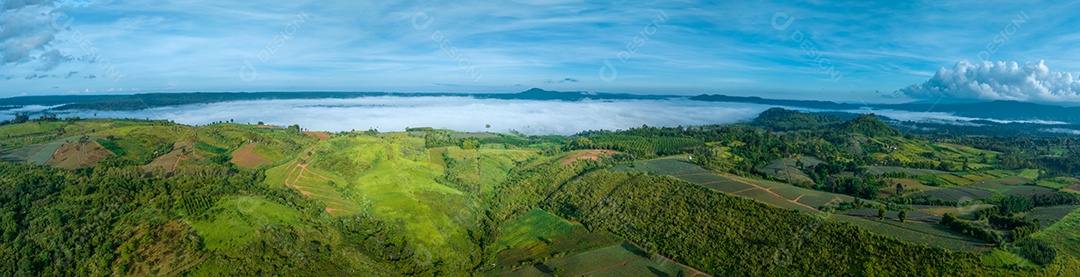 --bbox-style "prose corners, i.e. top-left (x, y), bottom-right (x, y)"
top-left (613, 156), bottom-right (850, 212)
top-left (1024, 205), bottom-right (1079, 230)
top-left (830, 215), bottom-right (991, 252)
top-left (493, 209), bottom-right (620, 269)
top-left (501, 242), bottom-right (703, 277)
top-left (906, 187), bottom-right (994, 202)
